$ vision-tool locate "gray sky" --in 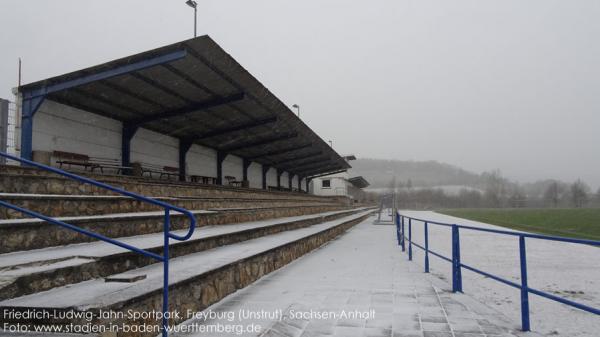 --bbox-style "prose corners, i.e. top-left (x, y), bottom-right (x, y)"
top-left (1, 0), bottom-right (599, 188)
